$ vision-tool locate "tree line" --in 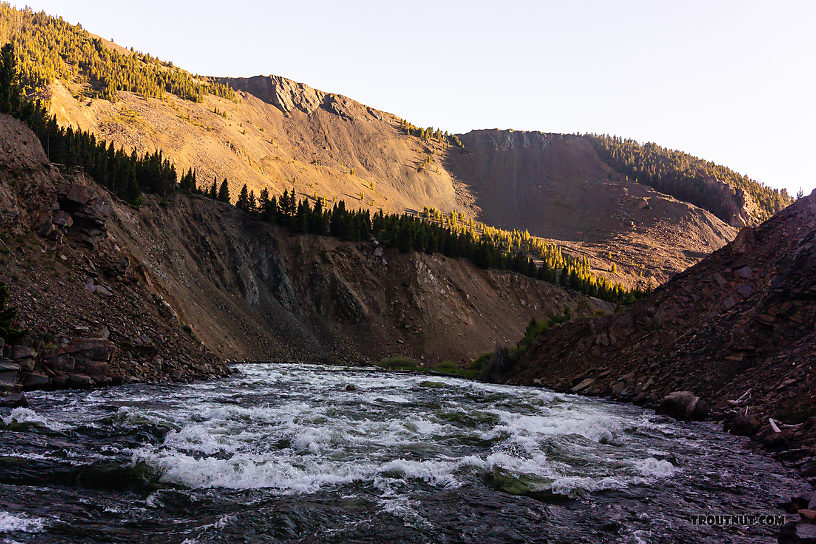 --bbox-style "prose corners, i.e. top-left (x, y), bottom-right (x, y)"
top-left (1, 43), bottom-right (178, 203)
top-left (0, 3), bottom-right (234, 102)
top-left (201, 181), bottom-right (645, 303)
top-left (586, 134), bottom-right (791, 222)
top-left (399, 119), bottom-right (464, 148)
